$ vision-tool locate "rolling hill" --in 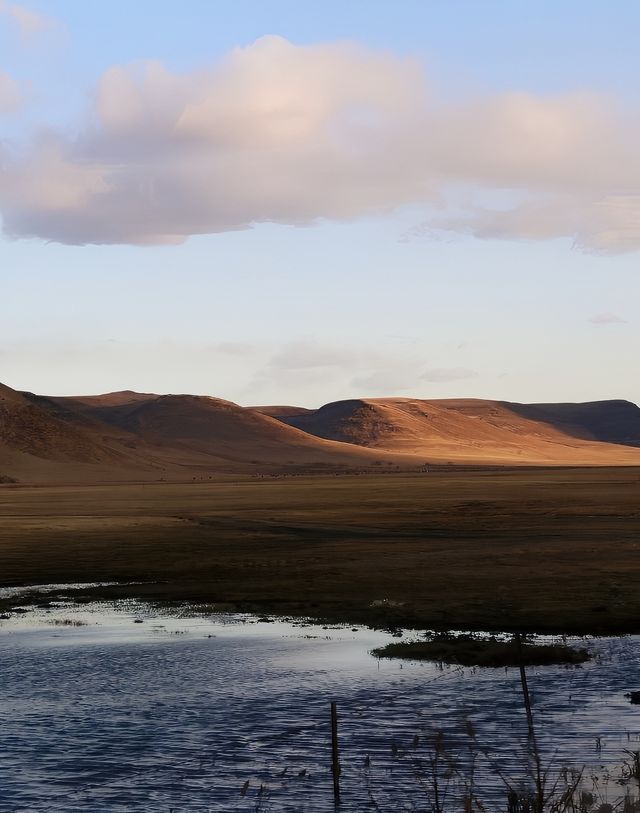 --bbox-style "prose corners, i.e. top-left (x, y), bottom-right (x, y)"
top-left (0, 383), bottom-right (132, 464)
top-left (0, 384), bottom-right (400, 482)
top-left (54, 392), bottom-right (393, 467)
top-left (3, 382), bottom-right (640, 483)
top-left (272, 397), bottom-right (640, 465)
